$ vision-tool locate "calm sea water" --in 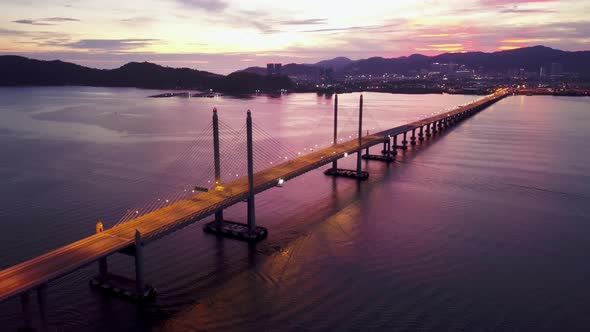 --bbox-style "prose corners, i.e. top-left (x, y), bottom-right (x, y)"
top-left (0, 87), bottom-right (589, 332)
